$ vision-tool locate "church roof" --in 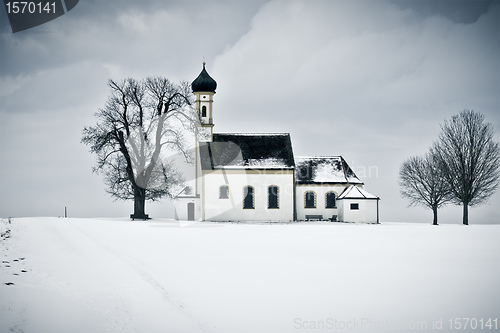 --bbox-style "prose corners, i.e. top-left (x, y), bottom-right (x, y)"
top-left (295, 156), bottom-right (363, 184)
top-left (199, 133), bottom-right (295, 170)
top-left (338, 185), bottom-right (379, 200)
top-left (191, 63), bottom-right (217, 93)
